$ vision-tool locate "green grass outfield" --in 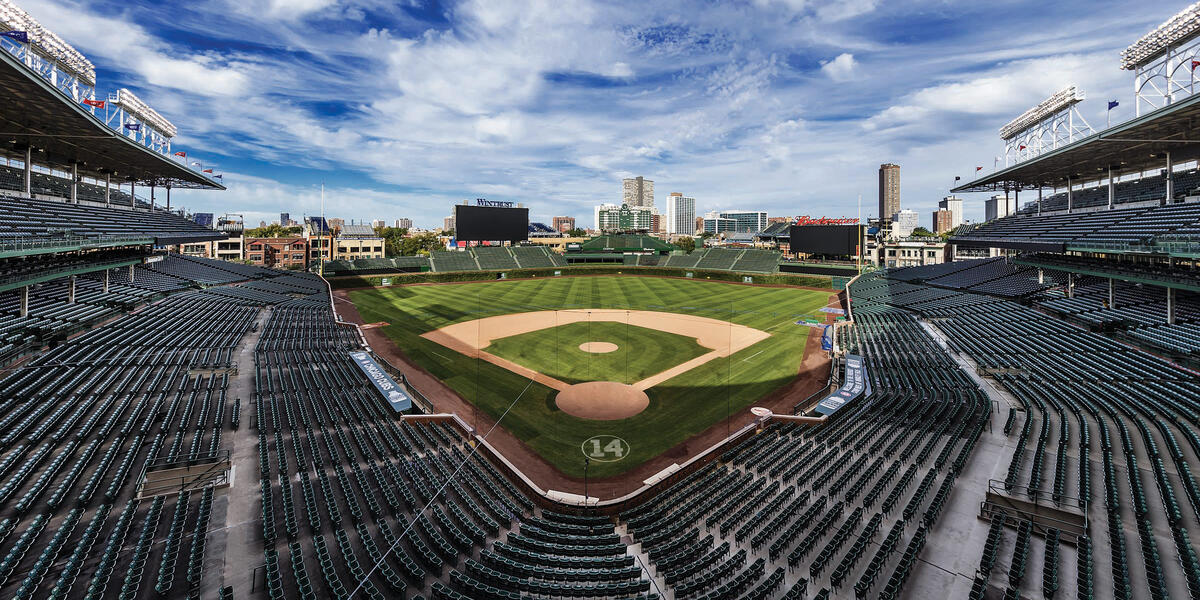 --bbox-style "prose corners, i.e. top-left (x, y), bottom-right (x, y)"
top-left (350, 276), bottom-right (832, 478)
top-left (485, 321), bottom-right (709, 385)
